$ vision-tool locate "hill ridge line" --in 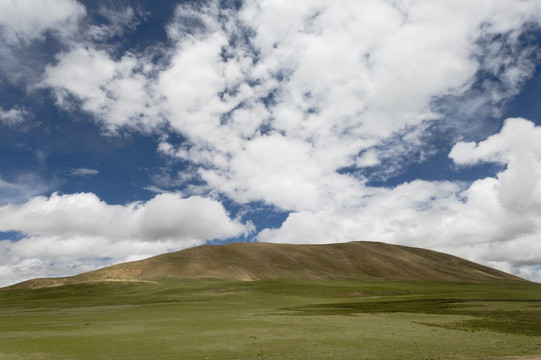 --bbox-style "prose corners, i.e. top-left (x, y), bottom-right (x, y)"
top-left (6, 241), bottom-right (525, 289)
